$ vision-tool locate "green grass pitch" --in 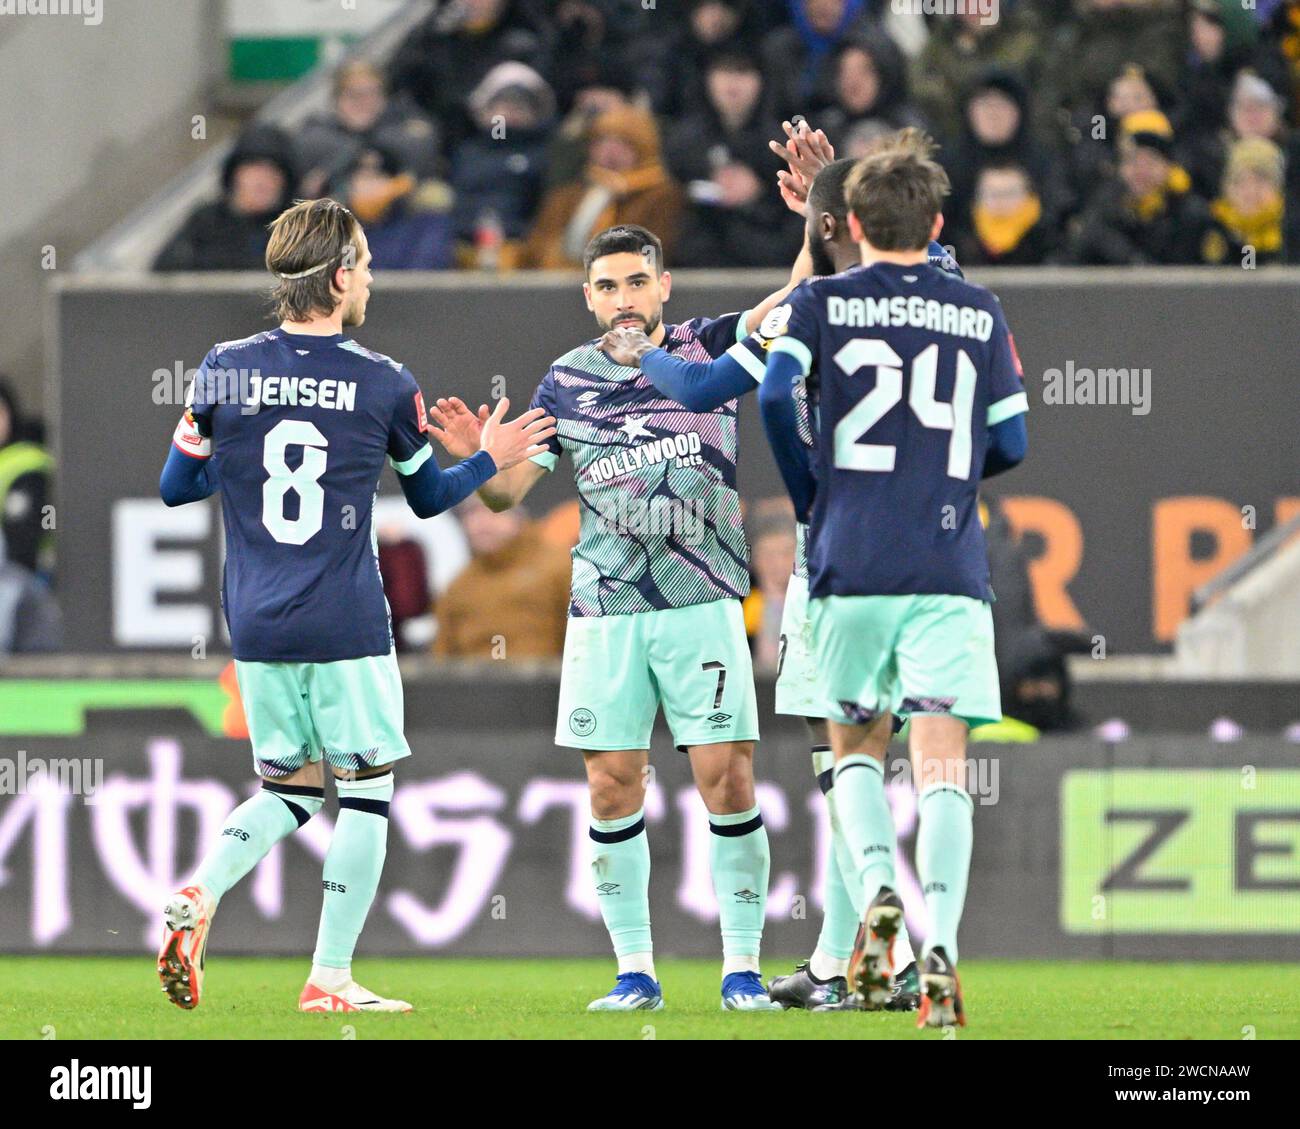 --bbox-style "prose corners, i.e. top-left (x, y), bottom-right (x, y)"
top-left (2, 957), bottom-right (1295, 1040)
